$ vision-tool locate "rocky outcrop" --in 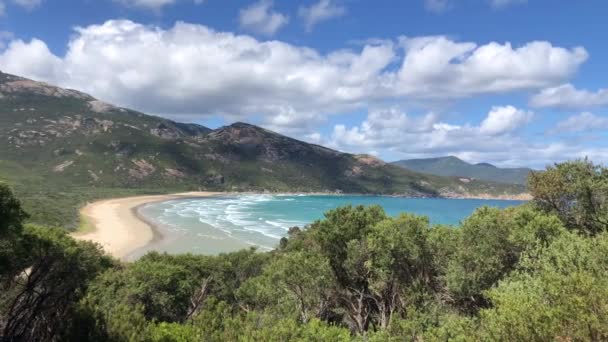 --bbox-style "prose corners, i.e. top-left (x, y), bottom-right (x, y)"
top-left (89, 100), bottom-right (118, 113)
top-left (0, 76), bottom-right (92, 100)
top-left (164, 168), bottom-right (186, 179)
top-left (150, 123), bottom-right (183, 139)
top-left (53, 160), bottom-right (74, 172)
top-left (129, 159), bottom-right (156, 179)
top-left (355, 154), bottom-right (386, 167)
